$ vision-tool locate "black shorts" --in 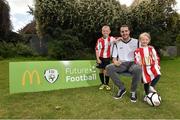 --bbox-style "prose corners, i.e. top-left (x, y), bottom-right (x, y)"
top-left (96, 57), bottom-right (110, 69)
